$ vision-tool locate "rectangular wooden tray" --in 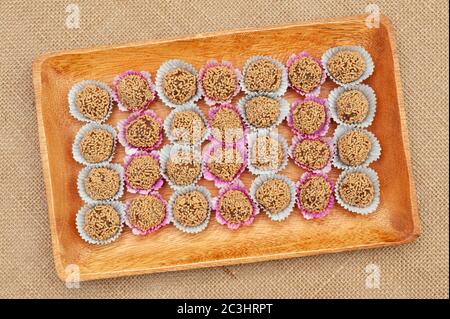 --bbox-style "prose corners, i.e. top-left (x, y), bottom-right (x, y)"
top-left (33, 14), bottom-right (420, 281)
